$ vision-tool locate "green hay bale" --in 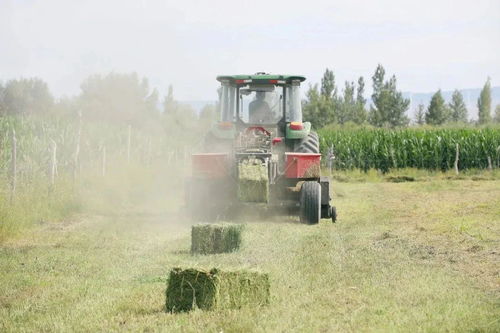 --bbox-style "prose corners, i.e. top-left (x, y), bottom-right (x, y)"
top-left (165, 267), bottom-right (270, 312)
top-left (191, 223), bottom-right (243, 254)
top-left (238, 159), bottom-right (269, 203)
